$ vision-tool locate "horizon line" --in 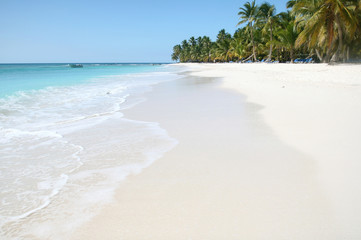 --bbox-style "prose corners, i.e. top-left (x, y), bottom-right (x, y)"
top-left (0, 62), bottom-right (172, 64)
